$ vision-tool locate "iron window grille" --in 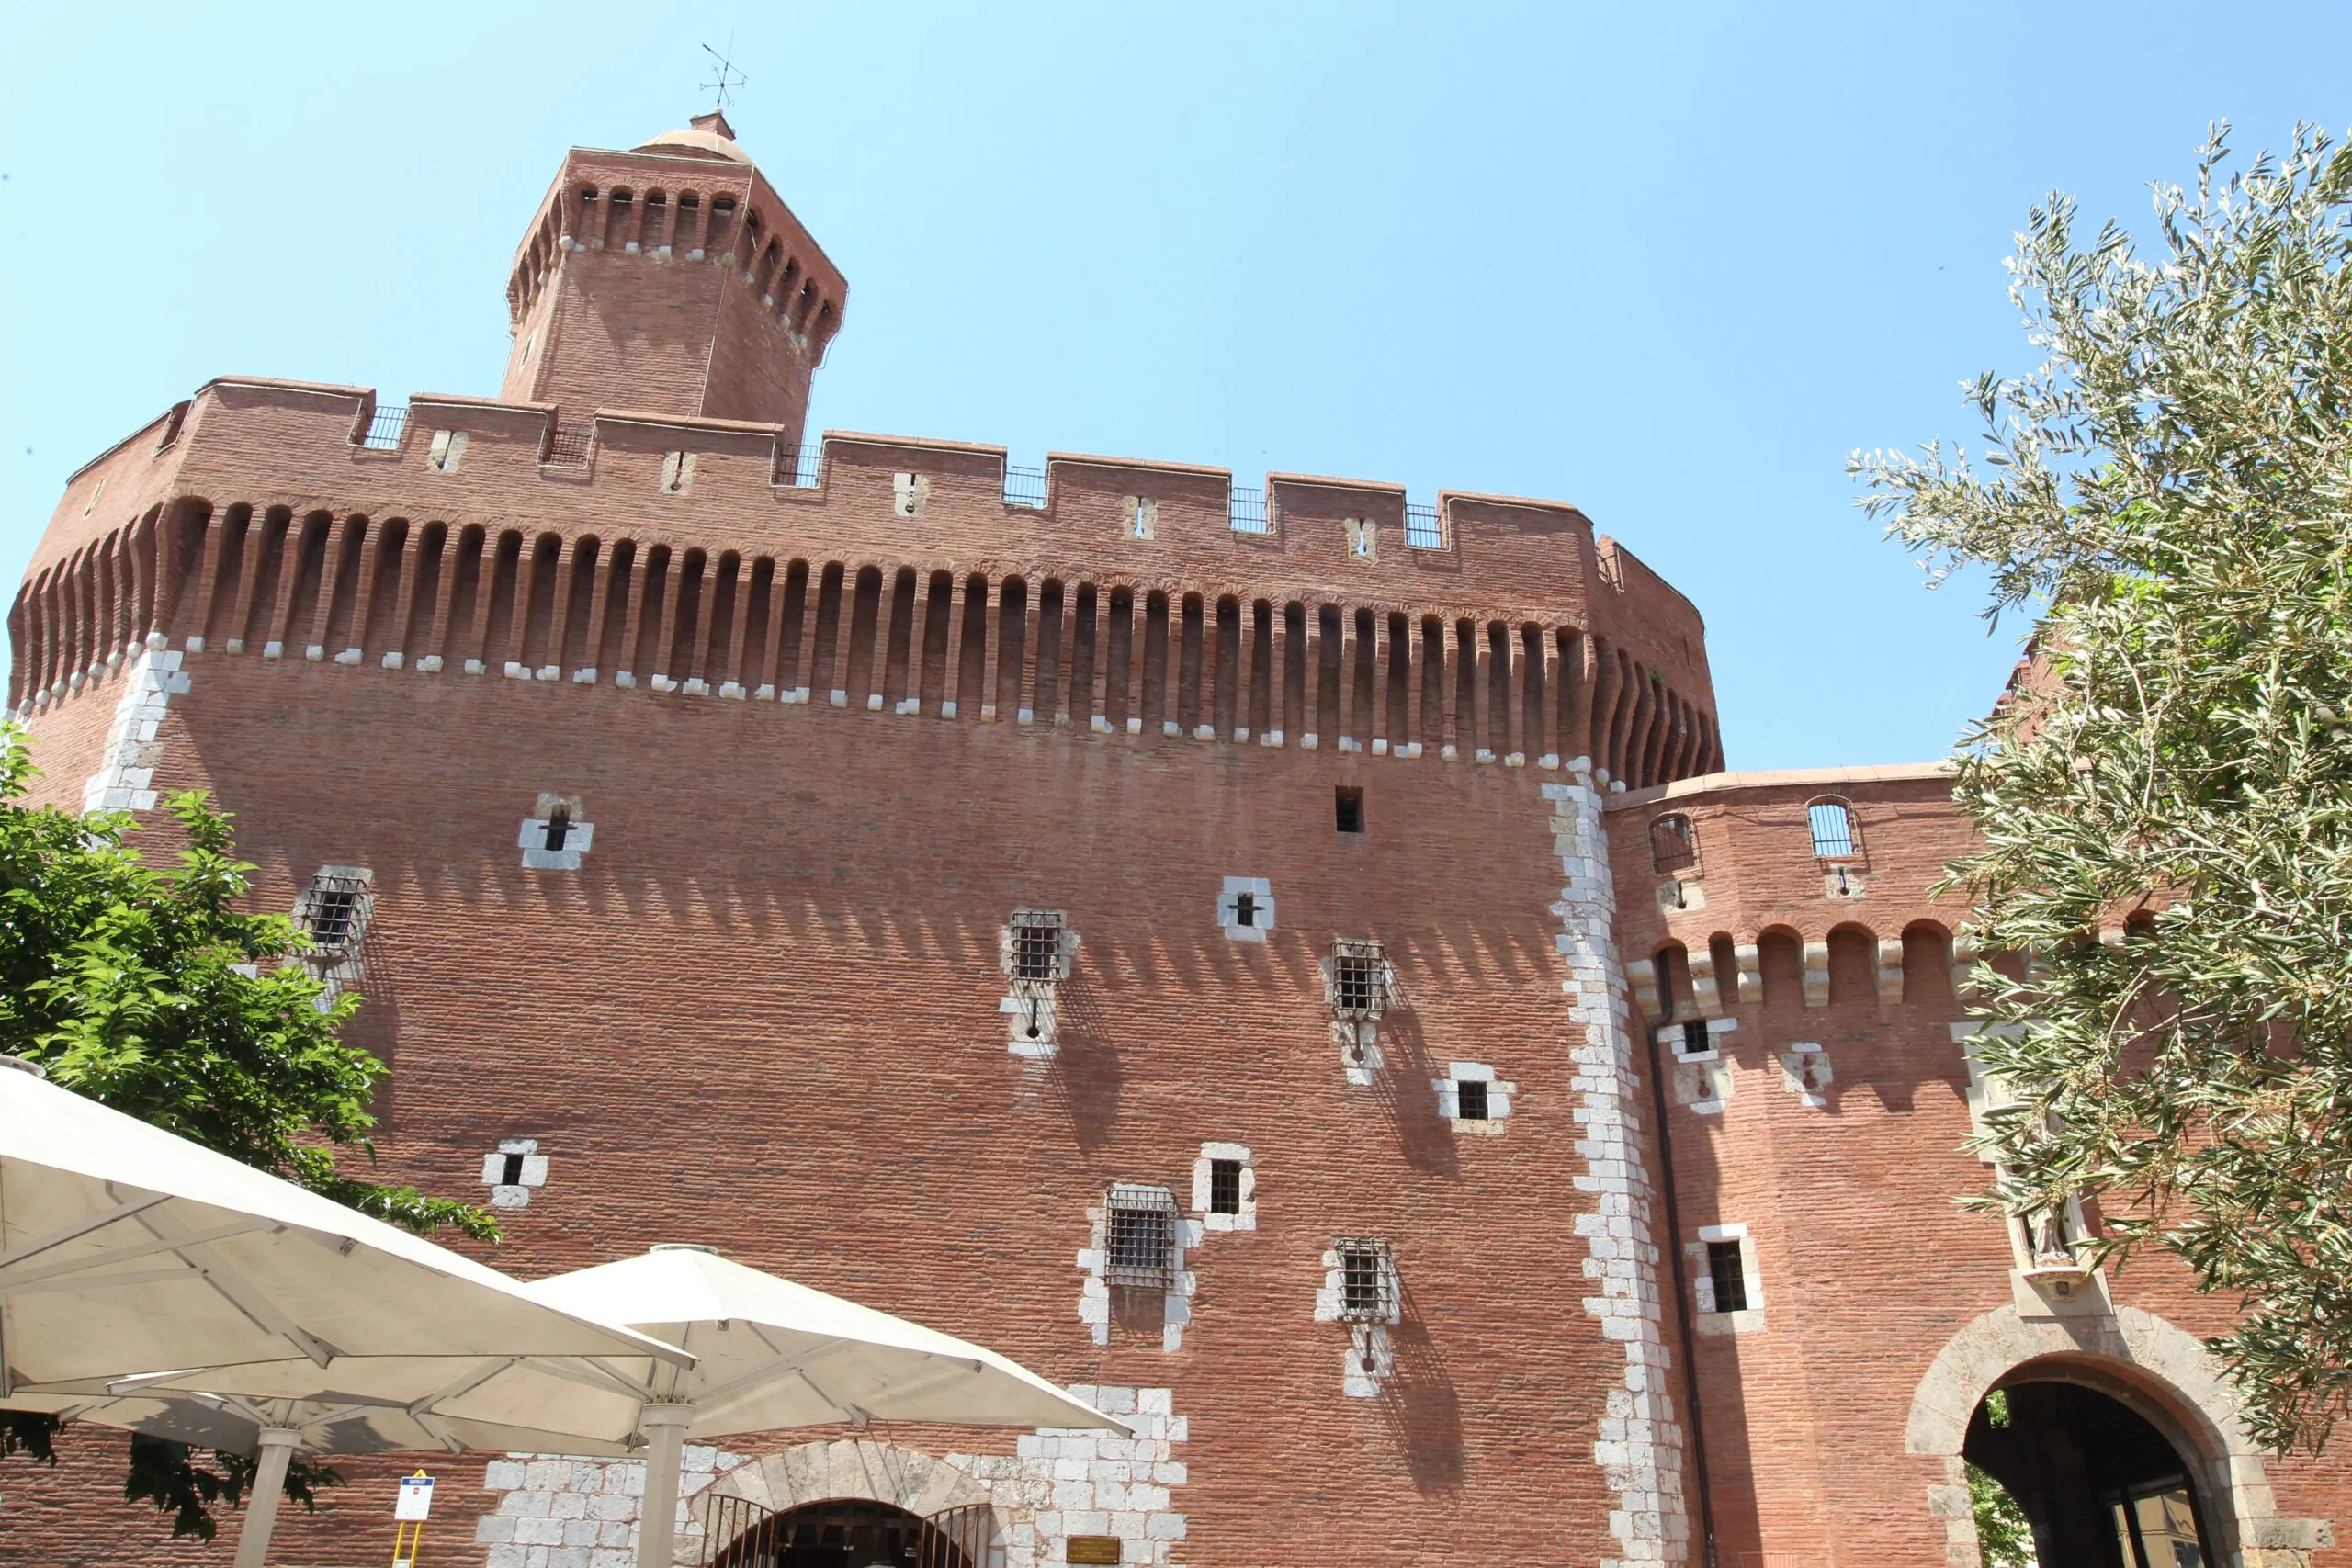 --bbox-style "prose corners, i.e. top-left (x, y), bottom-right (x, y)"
top-left (1807, 799), bottom-right (1858, 860)
top-left (1404, 502), bottom-right (1444, 550)
top-left (774, 443), bottom-right (822, 488)
top-left (1651, 813), bottom-right (1699, 873)
top-left (542, 423), bottom-right (594, 467)
top-left (1705, 1239), bottom-right (1748, 1314)
top-left (1006, 909), bottom-right (1069, 996)
top-left (1207, 1158), bottom-right (1243, 1216)
top-left (1228, 486), bottom-right (1270, 535)
top-left (1456, 1079), bottom-right (1489, 1121)
top-left (1002, 467), bottom-right (1047, 509)
top-left (356, 405), bottom-right (408, 451)
top-left (296, 873), bottom-right (372, 959)
top-left (1103, 1183), bottom-right (1179, 1290)
top-left (1328, 939), bottom-right (1391, 1020)
top-left (1335, 1237), bottom-right (1395, 1322)
top-left (1333, 785), bottom-right (1365, 834)
top-left (1670, 1020), bottom-right (1713, 1057)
